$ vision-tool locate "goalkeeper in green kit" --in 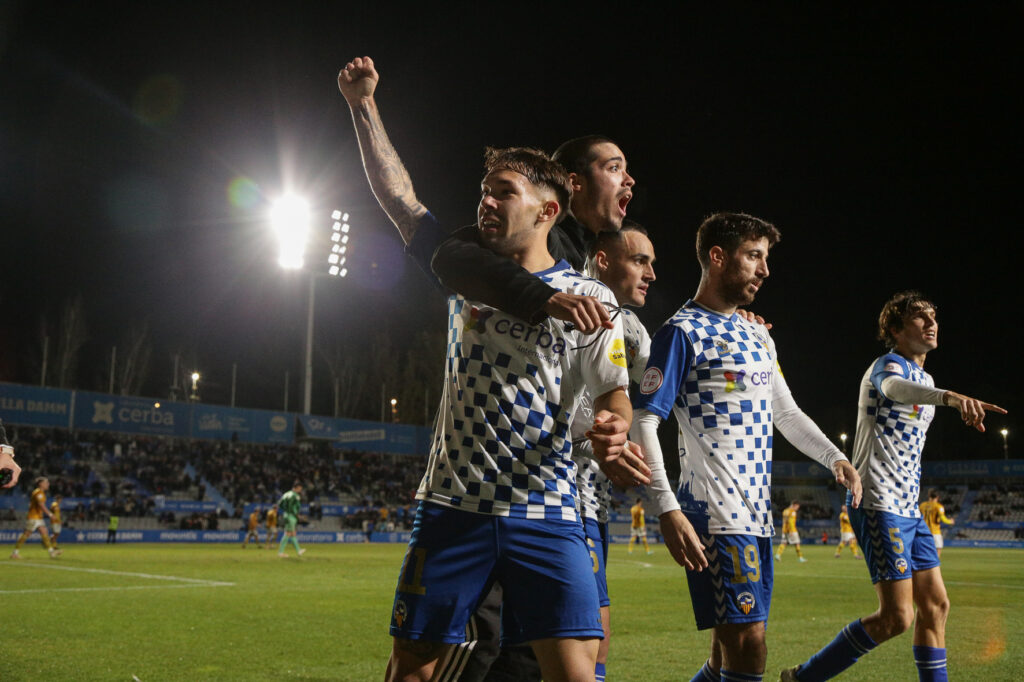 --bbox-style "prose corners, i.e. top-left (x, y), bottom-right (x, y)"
top-left (277, 481), bottom-right (306, 558)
